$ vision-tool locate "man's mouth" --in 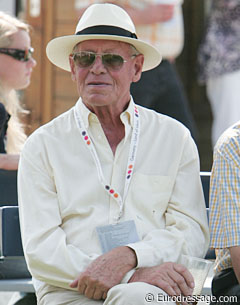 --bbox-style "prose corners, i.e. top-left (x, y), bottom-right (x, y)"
top-left (88, 81), bottom-right (110, 86)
